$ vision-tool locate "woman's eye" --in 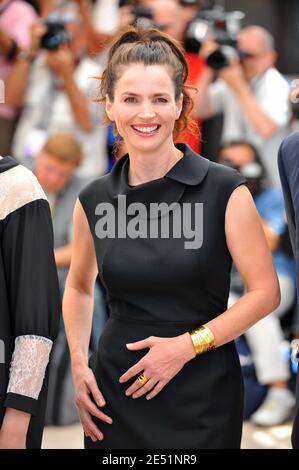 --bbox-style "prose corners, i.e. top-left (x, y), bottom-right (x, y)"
top-left (124, 97), bottom-right (167, 103)
top-left (124, 97), bottom-right (137, 103)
